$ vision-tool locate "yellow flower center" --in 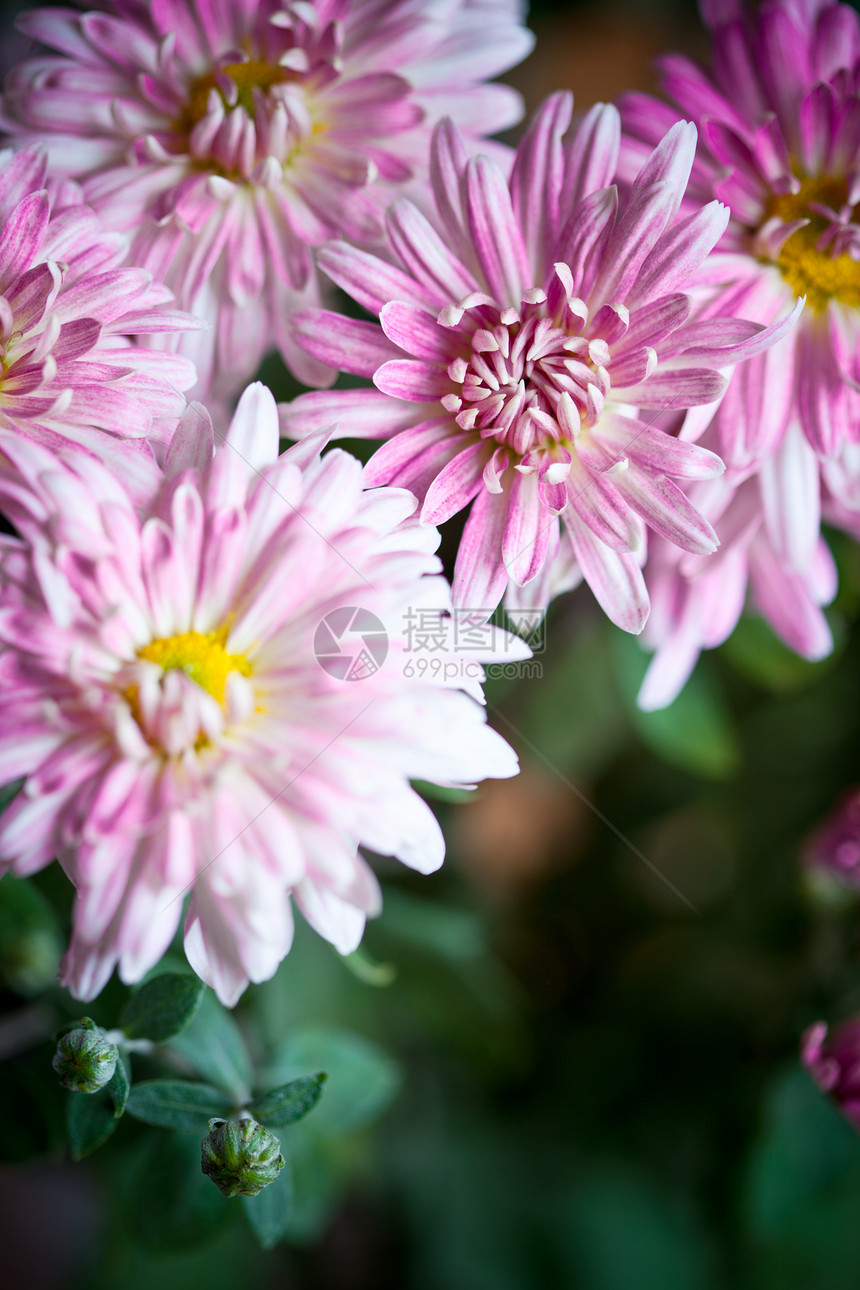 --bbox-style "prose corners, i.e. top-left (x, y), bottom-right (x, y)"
top-left (137, 624), bottom-right (252, 704)
top-left (185, 59), bottom-right (291, 129)
top-left (768, 177), bottom-right (860, 312)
